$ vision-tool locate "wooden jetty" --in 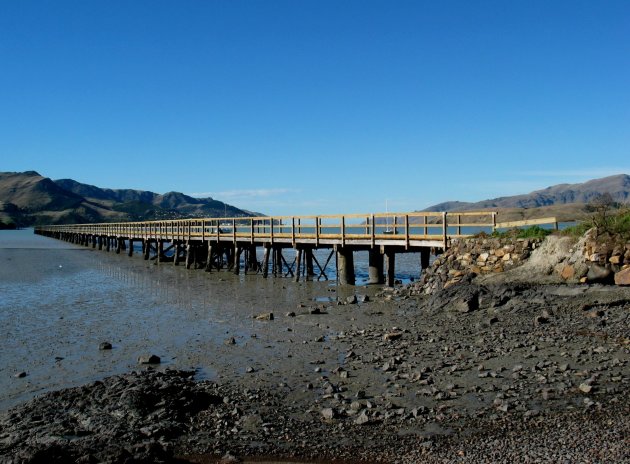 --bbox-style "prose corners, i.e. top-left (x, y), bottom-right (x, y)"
top-left (34, 211), bottom-right (500, 286)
